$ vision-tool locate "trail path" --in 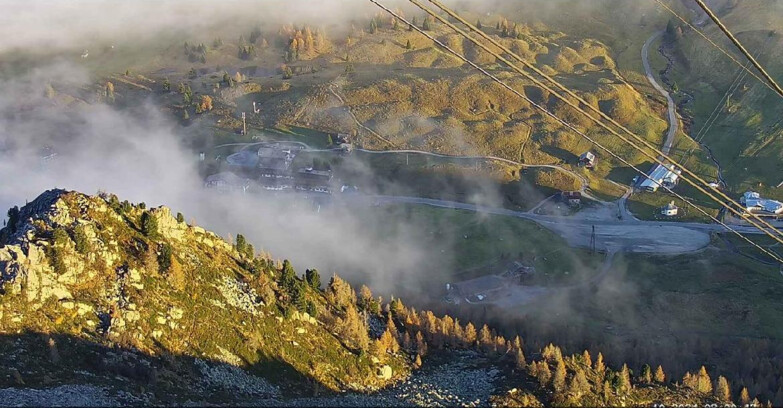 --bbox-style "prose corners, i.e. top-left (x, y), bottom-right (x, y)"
top-left (642, 31), bottom-right (678, 157)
